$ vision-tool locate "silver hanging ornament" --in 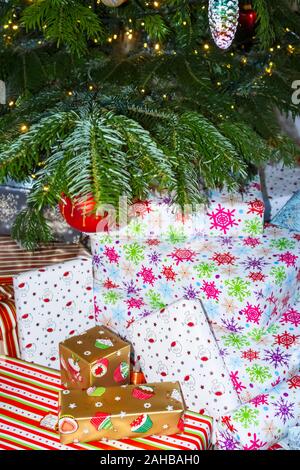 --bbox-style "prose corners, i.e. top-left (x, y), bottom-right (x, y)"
top-left (208, 0), bottom-right (239, 50)
top-left (0, 80), bottom-right (6, 104)
top-left (101, 0), bottom-right (127, 7)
